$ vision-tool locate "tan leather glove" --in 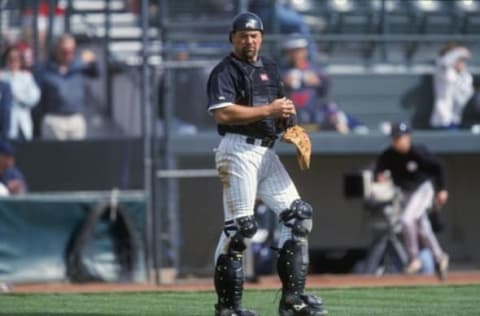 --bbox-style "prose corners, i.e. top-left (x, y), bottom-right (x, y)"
top-left (281, 125), bottom-right (312, 170)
